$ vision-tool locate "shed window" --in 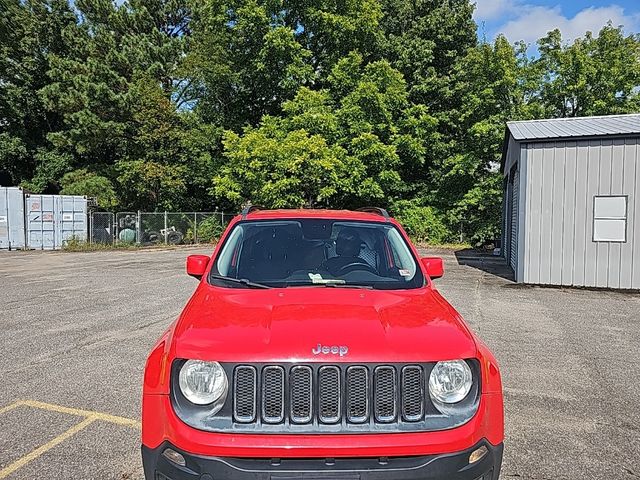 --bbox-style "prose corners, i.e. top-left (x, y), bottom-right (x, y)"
top-left (593, 196), bottom-right (627, 242)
